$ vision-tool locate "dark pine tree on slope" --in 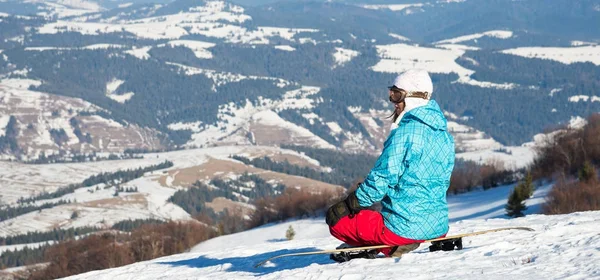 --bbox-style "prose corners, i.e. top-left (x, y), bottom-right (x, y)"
top-left (506, 184), bottom-right (528, 218)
